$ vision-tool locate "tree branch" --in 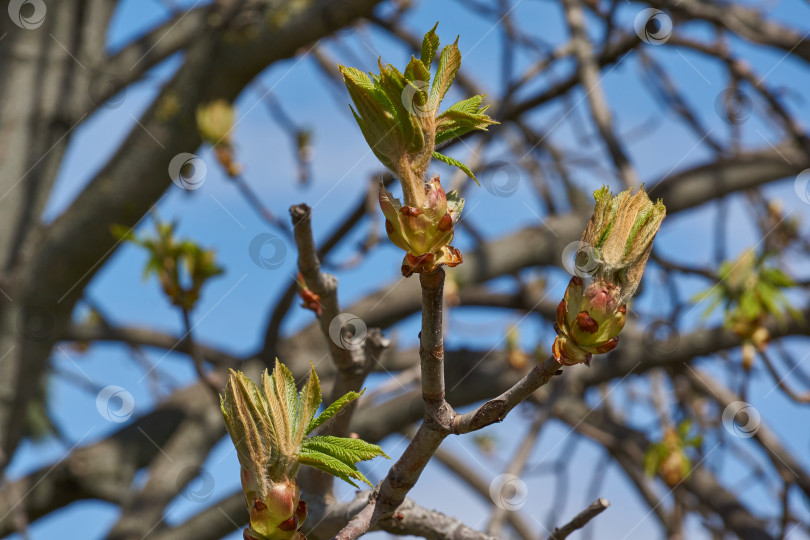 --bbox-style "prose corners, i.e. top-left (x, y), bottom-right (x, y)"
top-left (549, 498), bottom-right (610, 540)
